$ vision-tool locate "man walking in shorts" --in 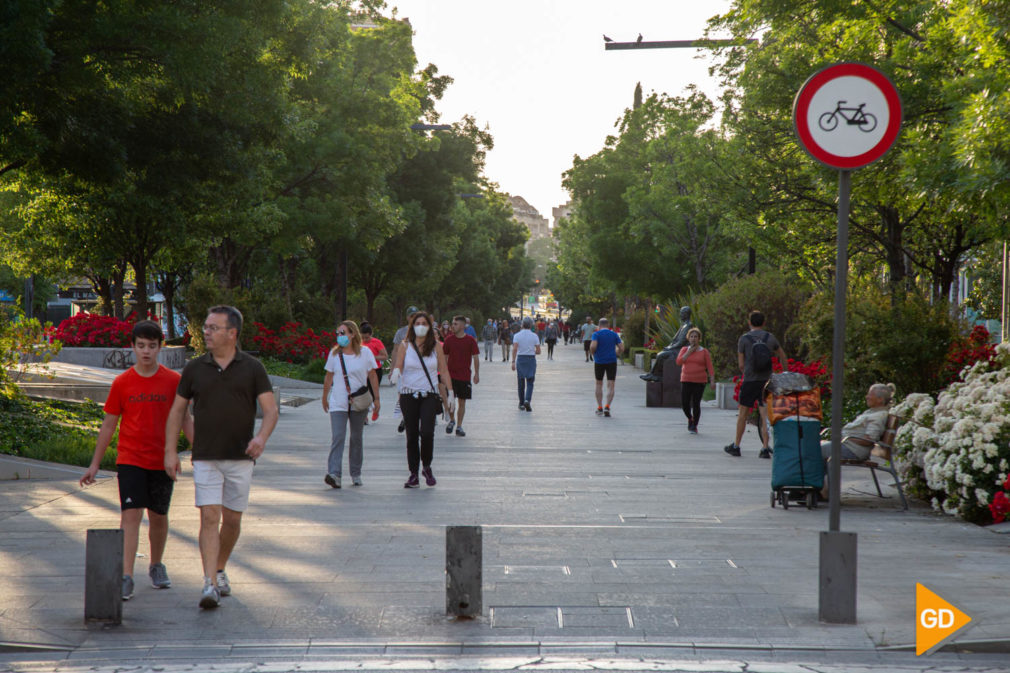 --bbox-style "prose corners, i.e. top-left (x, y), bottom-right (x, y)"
top-left (164, 305), bottom-right (278, 609)
top-left (589, 318), bottom-right (624, 417)
top-left (80, 320), bottom-right (193, 601)
top-left (480, 318), bottom-right (496, 362)
top-left (580, 316), bottom-right (597, 362)
top-left (724, 311), bottom-right (787, 459)
top-left (442, 315), bottom-right (480, 437)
